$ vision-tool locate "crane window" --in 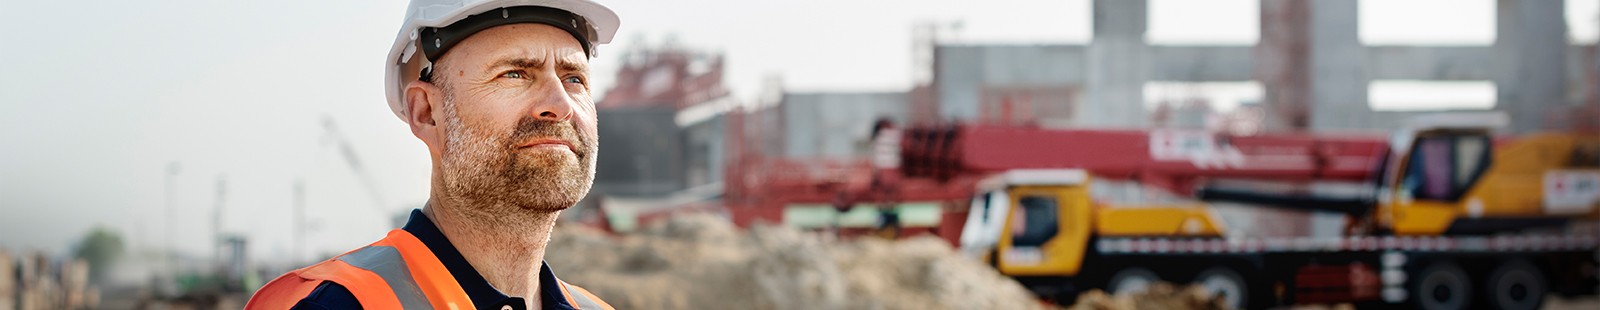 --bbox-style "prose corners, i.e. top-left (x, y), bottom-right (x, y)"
top-left (1011, 196), bottom-right (1059, 247)
top-left (1404, 134), bottom-right (1491, 201)
top-left (977, 192), bottom-right (994, 223)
